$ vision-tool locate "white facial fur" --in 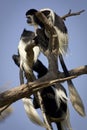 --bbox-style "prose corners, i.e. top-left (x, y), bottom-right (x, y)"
top-left (40, 8), bottom-right (55, 24)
